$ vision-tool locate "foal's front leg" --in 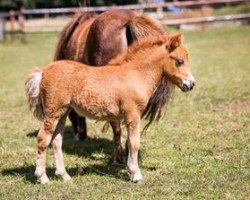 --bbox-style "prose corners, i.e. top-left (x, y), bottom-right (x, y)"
top-left (126, 115), bottom-right (143, 182)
